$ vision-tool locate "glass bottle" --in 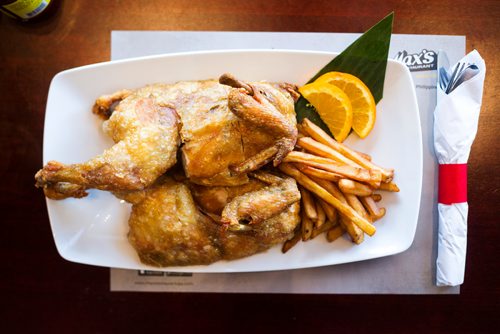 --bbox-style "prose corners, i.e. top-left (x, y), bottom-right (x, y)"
top-left (0, 0), bottom-right (58, 22)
